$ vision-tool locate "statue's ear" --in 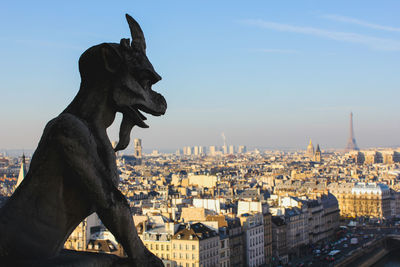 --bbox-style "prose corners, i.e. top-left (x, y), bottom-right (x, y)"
top-left (101, 44), bottom-right (122, 73)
